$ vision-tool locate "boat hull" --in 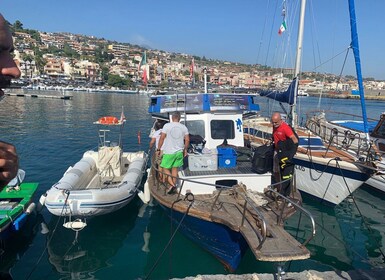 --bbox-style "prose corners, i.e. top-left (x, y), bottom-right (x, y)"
top-left (160, 204), bottom-right (248, 272)
top-left (45, 151), bottom-right (147, 217)
top-left (0, 183), bottom-right (38, 240)
top-left (293, 156), bottom-right (369, 205)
